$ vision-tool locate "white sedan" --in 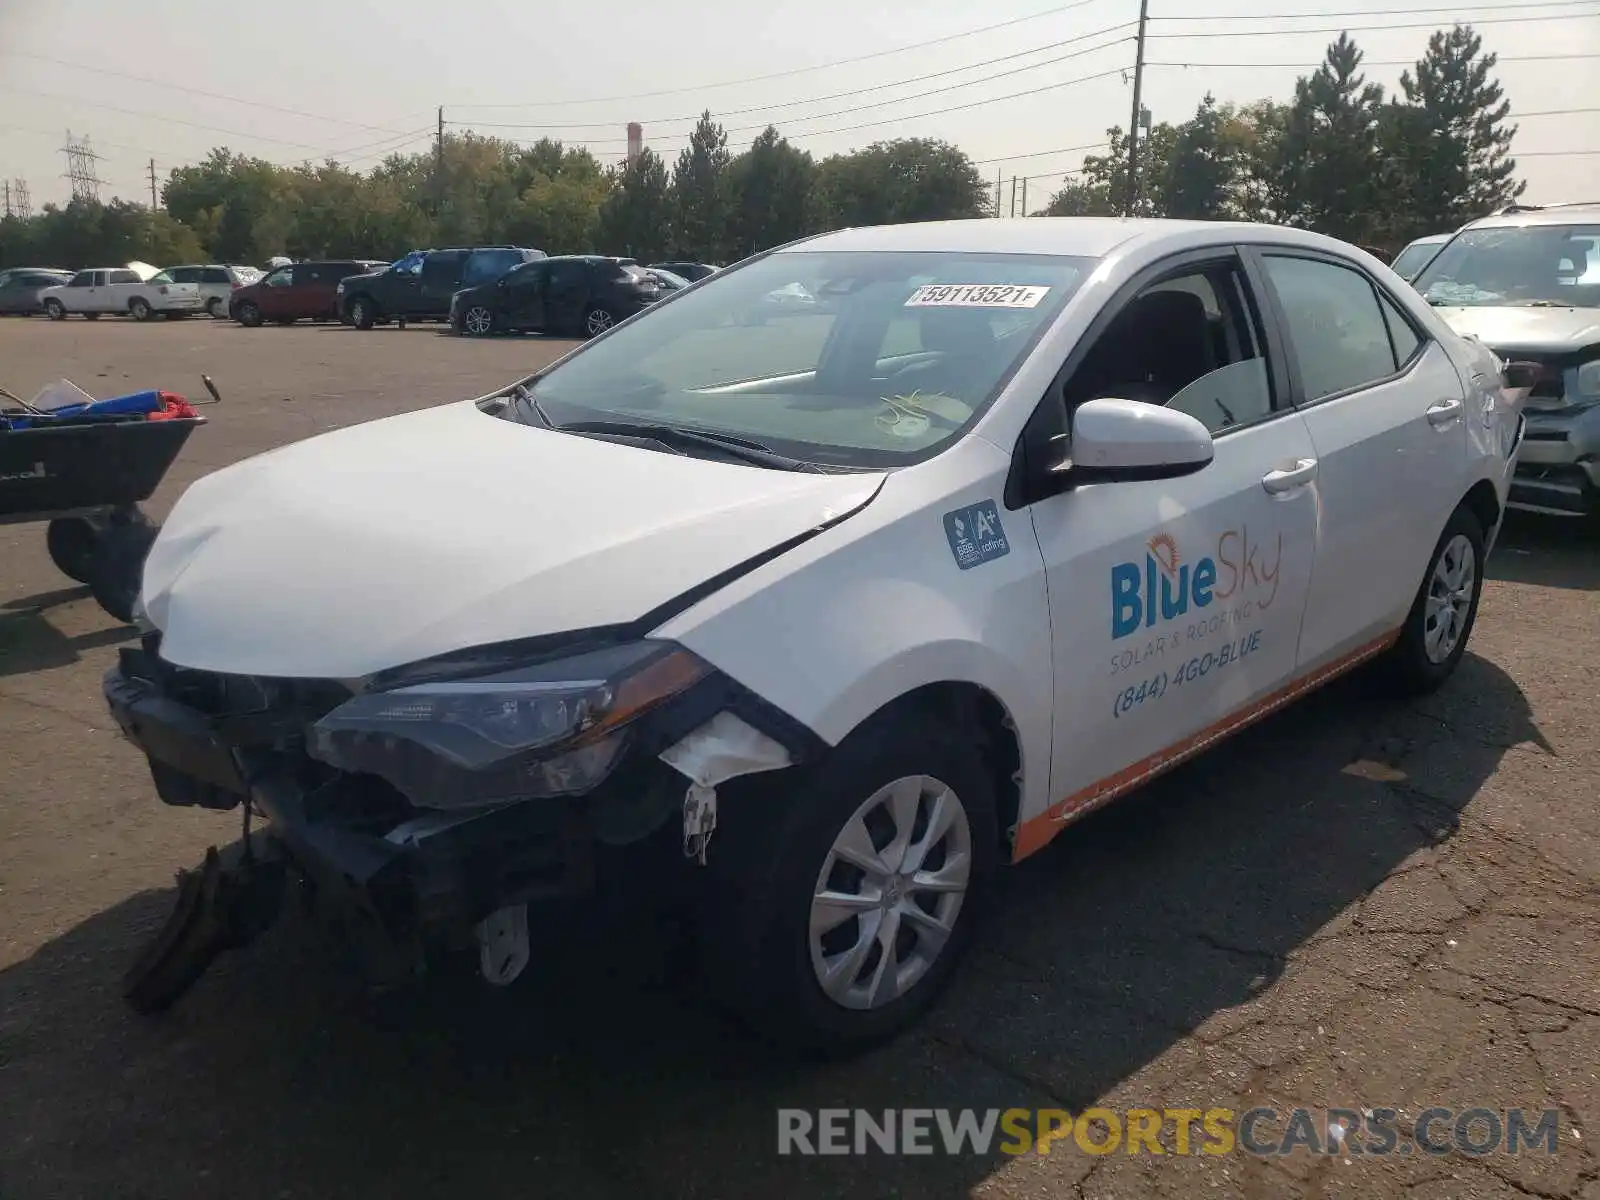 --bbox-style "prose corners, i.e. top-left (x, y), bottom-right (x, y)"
top-left (40, 266), bottom-right (203, 321)
top-left (106, 218), bottom-right (1526, 1047)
